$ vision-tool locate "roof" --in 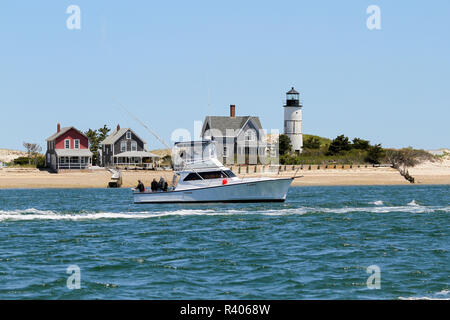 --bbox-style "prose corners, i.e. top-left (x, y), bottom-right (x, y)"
top-left (55, 149), bottom-right (93, 157)
top-left (286, 87), bottom-right (299, 95)
top-left (46, 127), bottom-right (87, 142)
top-left (202, 116), bottom-right (262, 137)
top-left (101, 128), bottom-right (129, 145)
top-left (113, 151), bottom-right (160, 158)
top-left (101, 128), bottom-right (147, 146)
